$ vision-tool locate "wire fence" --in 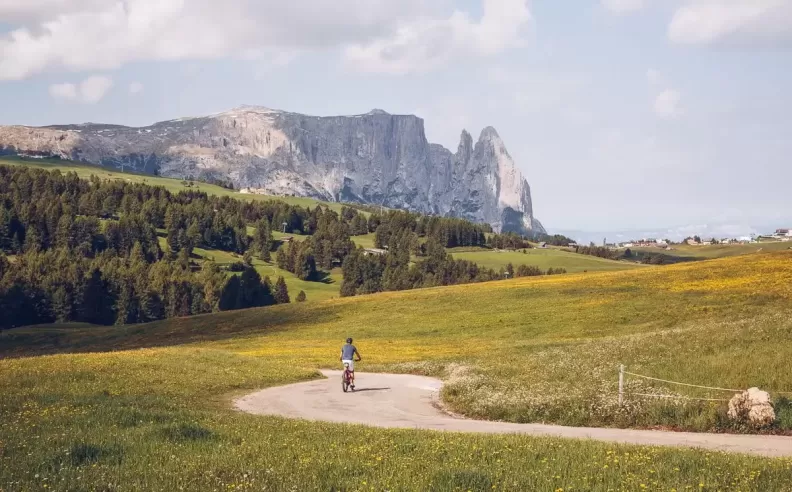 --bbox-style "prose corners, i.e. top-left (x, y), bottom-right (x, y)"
top-left (618, 365), bottom-right (792, 406)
